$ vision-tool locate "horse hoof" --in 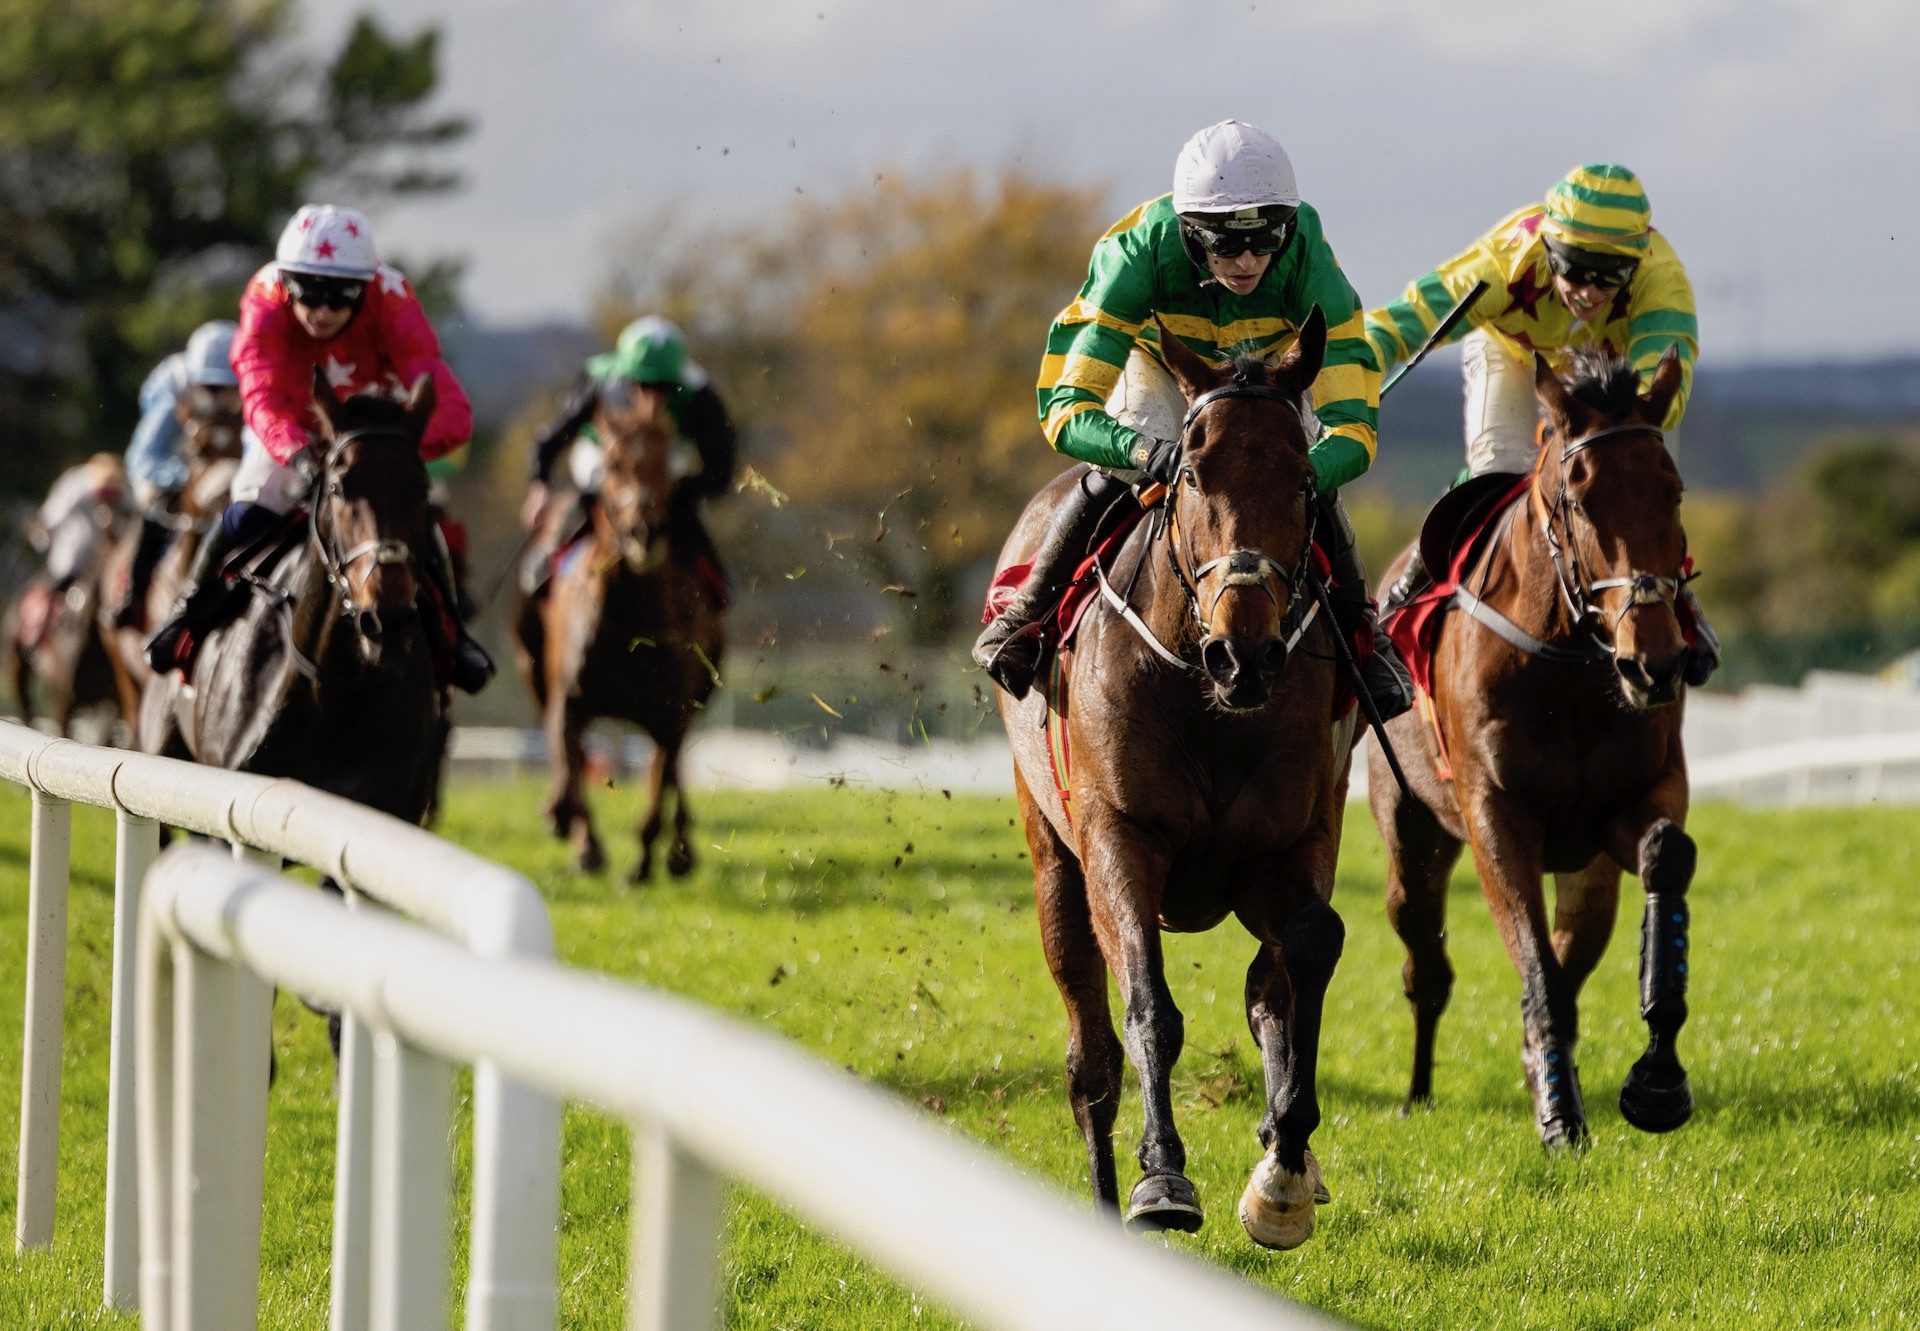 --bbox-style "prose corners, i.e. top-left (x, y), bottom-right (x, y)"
top-left (1238, 1150), bottom-right (1322, 1250)
top-left (1619, 1066), bottom-right (1694, 1134)
top-left (1539, 1115), bottom-right (1591, 1152)
top-left (667, 842), bottom-right (694, 877)
top-left (576, 842), bottom-right (606, 874)
top-left (1398, 1090), bottom-right (1432, 1119)
top-left (626, 859), bottom-right (652, 887)
top-left (1124, 1173), bottom-right (1202, 1234)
